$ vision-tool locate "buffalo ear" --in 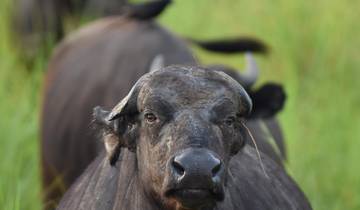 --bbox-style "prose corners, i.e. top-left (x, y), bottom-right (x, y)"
top-left (248, 83), bottom-right (286, 119)
top-left (93, 106), bottom-right (126, 166)
top-left (93, 84), bottom-right (140, 166)
top-left (96, 73), bottom-right (148, 165)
